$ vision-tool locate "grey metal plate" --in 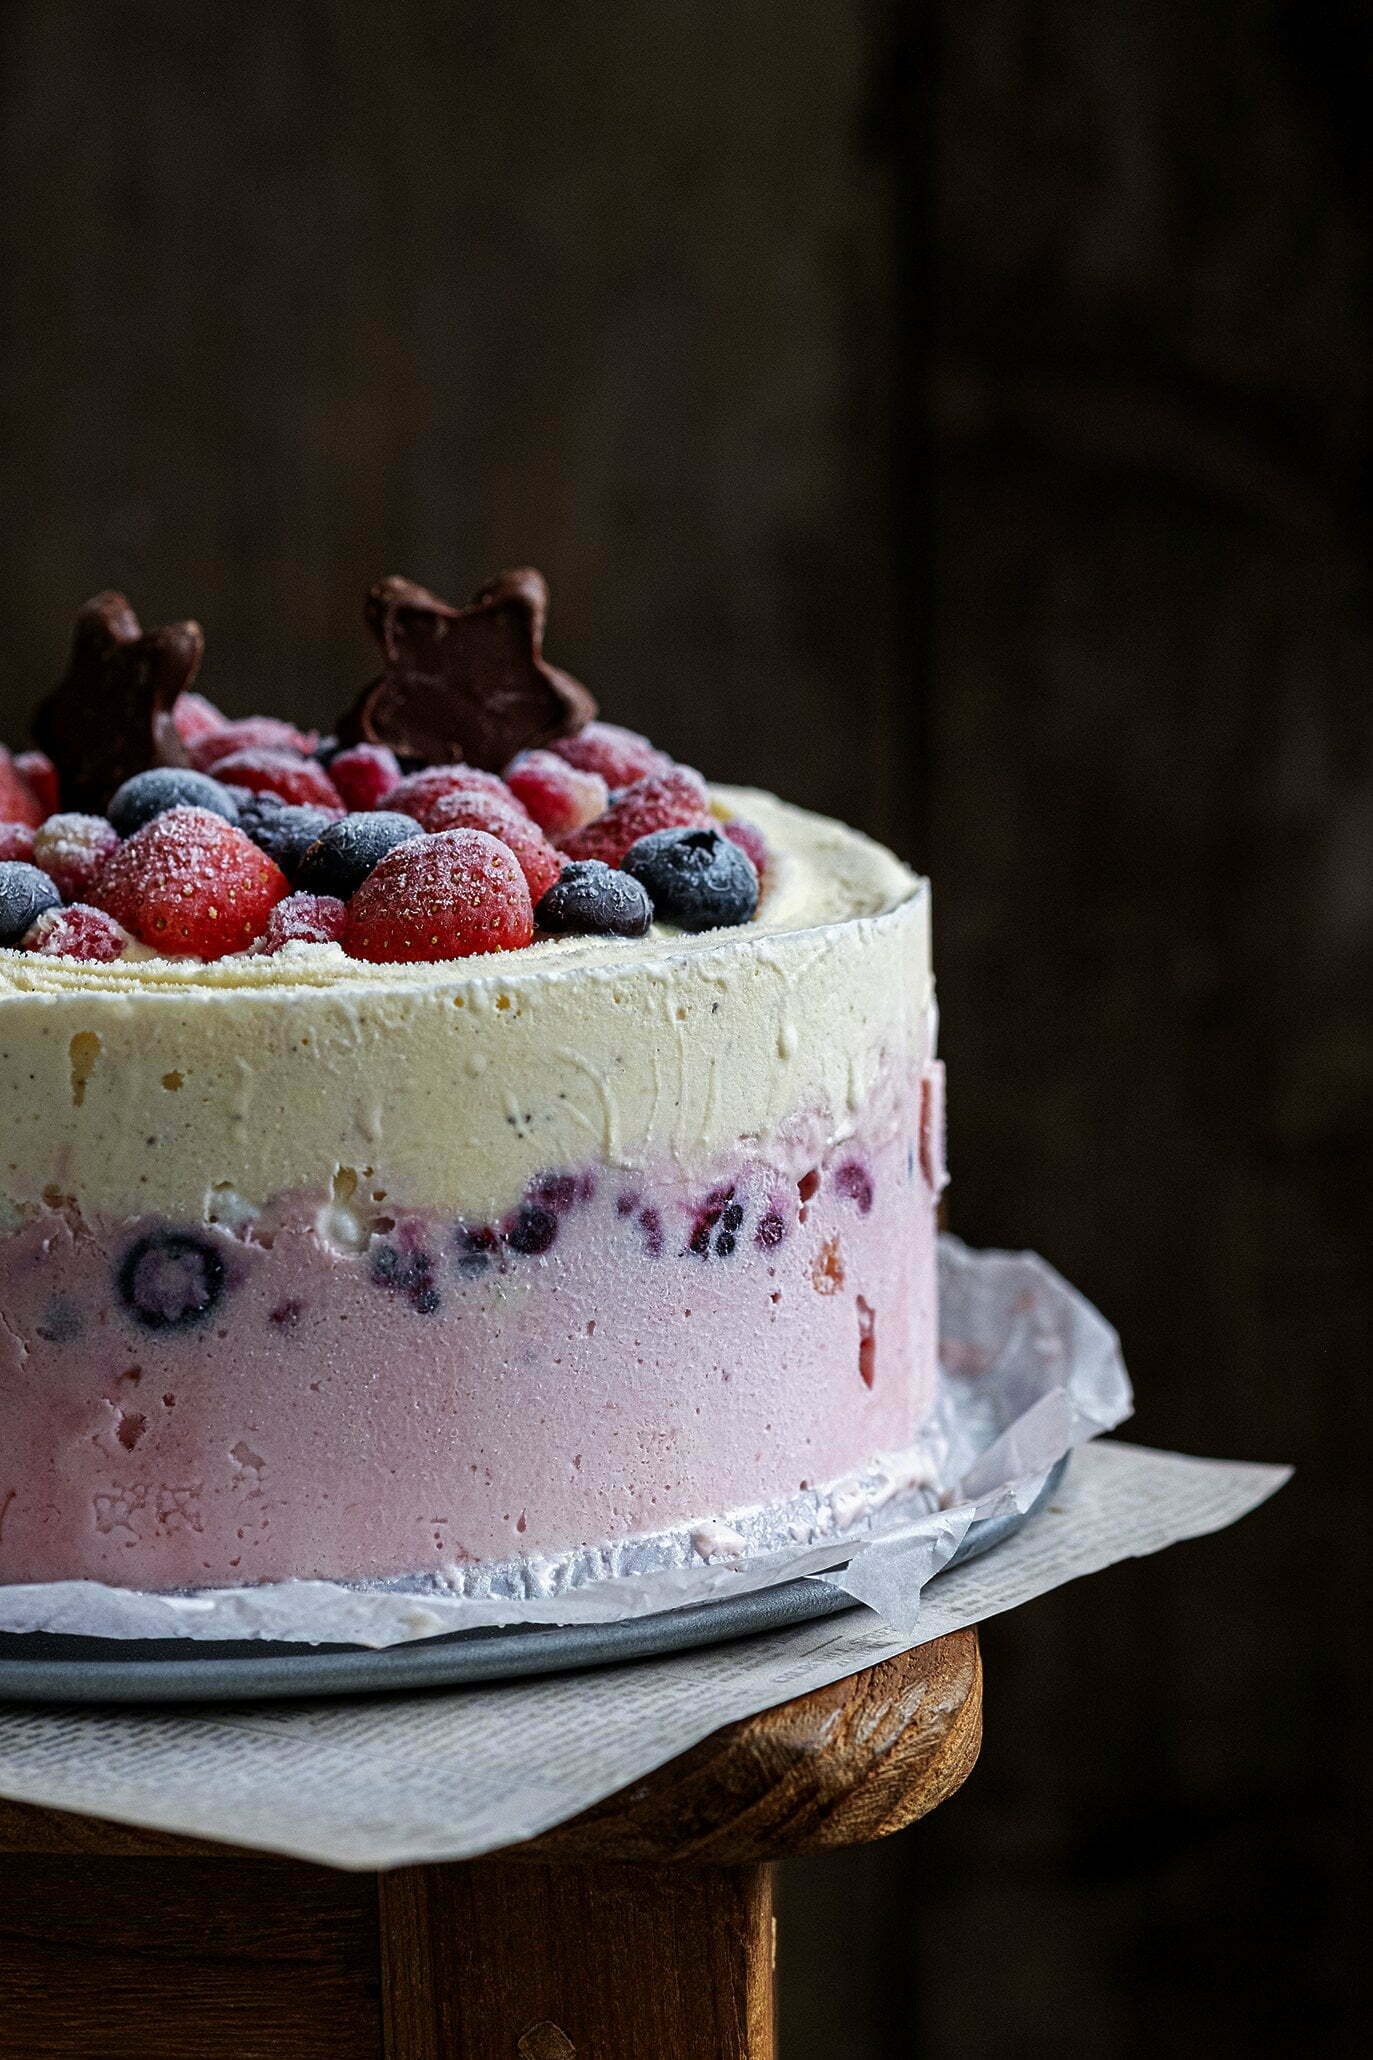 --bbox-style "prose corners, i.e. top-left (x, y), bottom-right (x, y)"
top-left (0, 1457), bottom-right (1066, 1704)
